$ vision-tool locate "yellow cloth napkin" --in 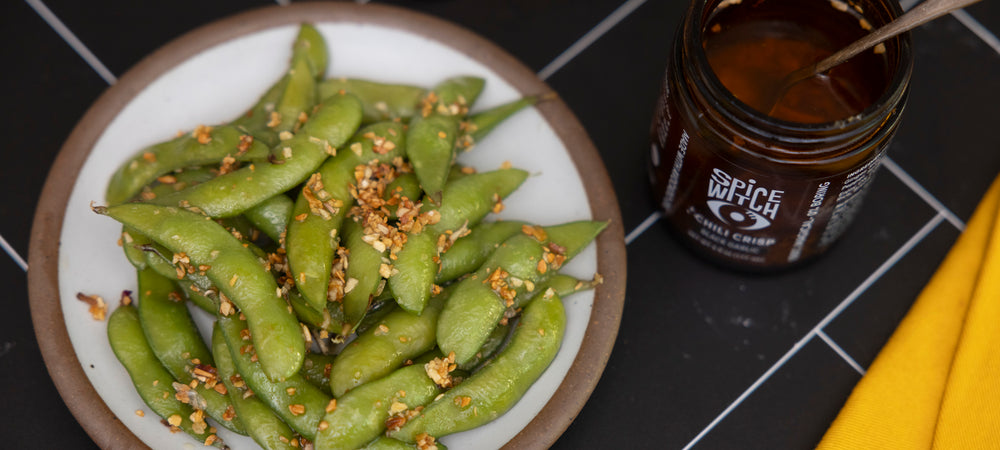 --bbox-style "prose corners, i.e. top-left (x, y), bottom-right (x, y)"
top-left (818, 176), bottom-right (1000, 449)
